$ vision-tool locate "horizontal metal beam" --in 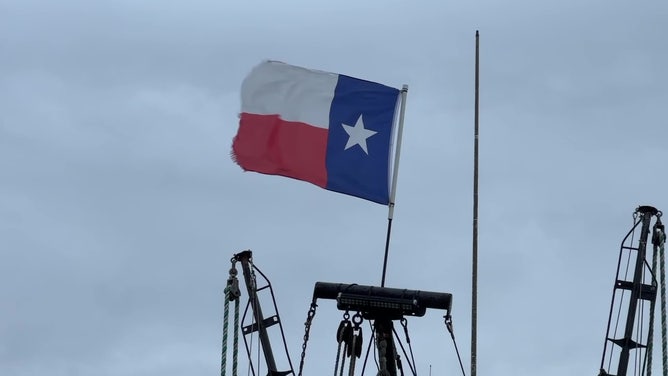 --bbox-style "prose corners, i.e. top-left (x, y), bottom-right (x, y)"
top-left (312, 282), bottom-right (452, 315)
